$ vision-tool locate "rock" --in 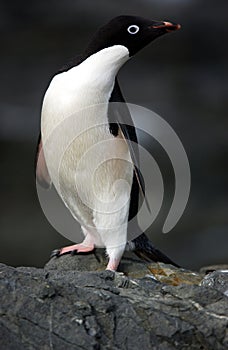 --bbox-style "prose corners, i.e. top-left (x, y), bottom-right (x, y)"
top-left (200, 265), bottom-right (228, 274)
top-left (0, 254), bottom-right (228, 350)
top-left (146, 264), bottom-right (203, 286)
top-left (200, 269), bottom-right (228, 296)
top-left (45, 249), bottom-right (203, 285)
